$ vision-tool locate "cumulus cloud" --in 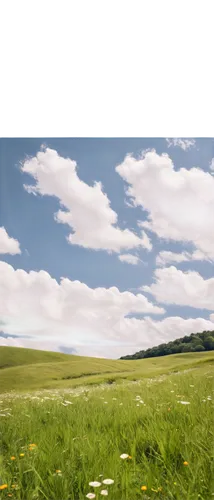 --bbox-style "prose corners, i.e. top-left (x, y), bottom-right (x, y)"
top-left (166, 138), bottom-right (196, 150)
top-left (1, 314), bottom-right (213, 359)
top-left (1, 260), bottom-right (213, 358)
top-left (118, 254), bottom-right (141, 265)
top-left (0, 227), bottom-right (21, 255)
top-left (142, 266), bottom-right (214, 311)
top-left (21, 148), bottom-right (152, 254)
top-left (116, 150), bottom-right (214, 260)
top-left (0, 260), bottom-right (164, 349)
top-left (156, 250), bottom-right (209, 267)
